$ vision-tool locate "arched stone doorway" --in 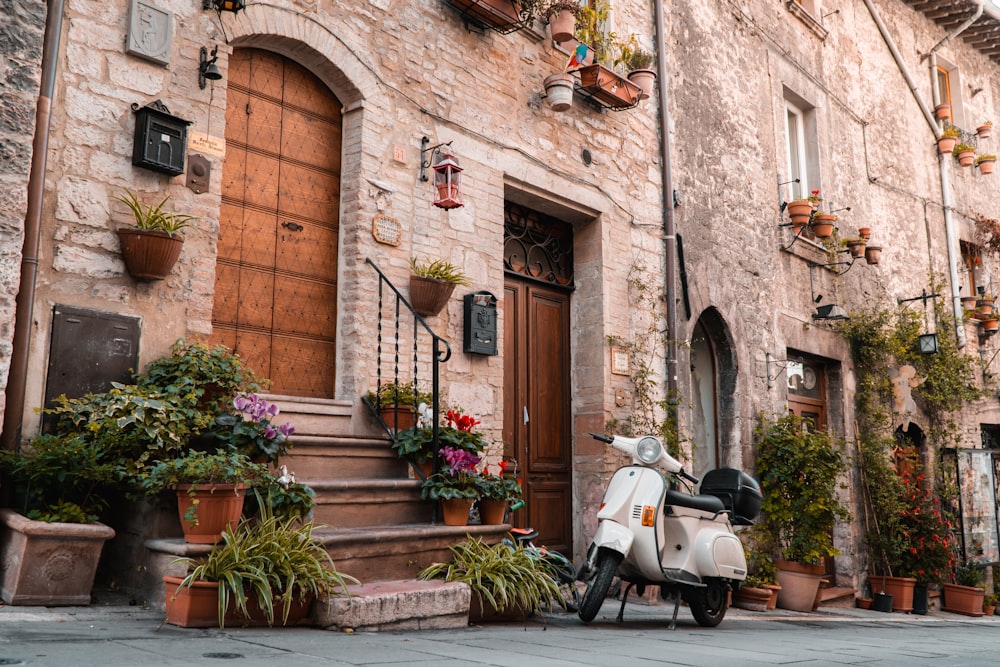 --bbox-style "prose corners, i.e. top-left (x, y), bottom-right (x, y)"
top-left (690, 308), bottom-right (738, 477)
